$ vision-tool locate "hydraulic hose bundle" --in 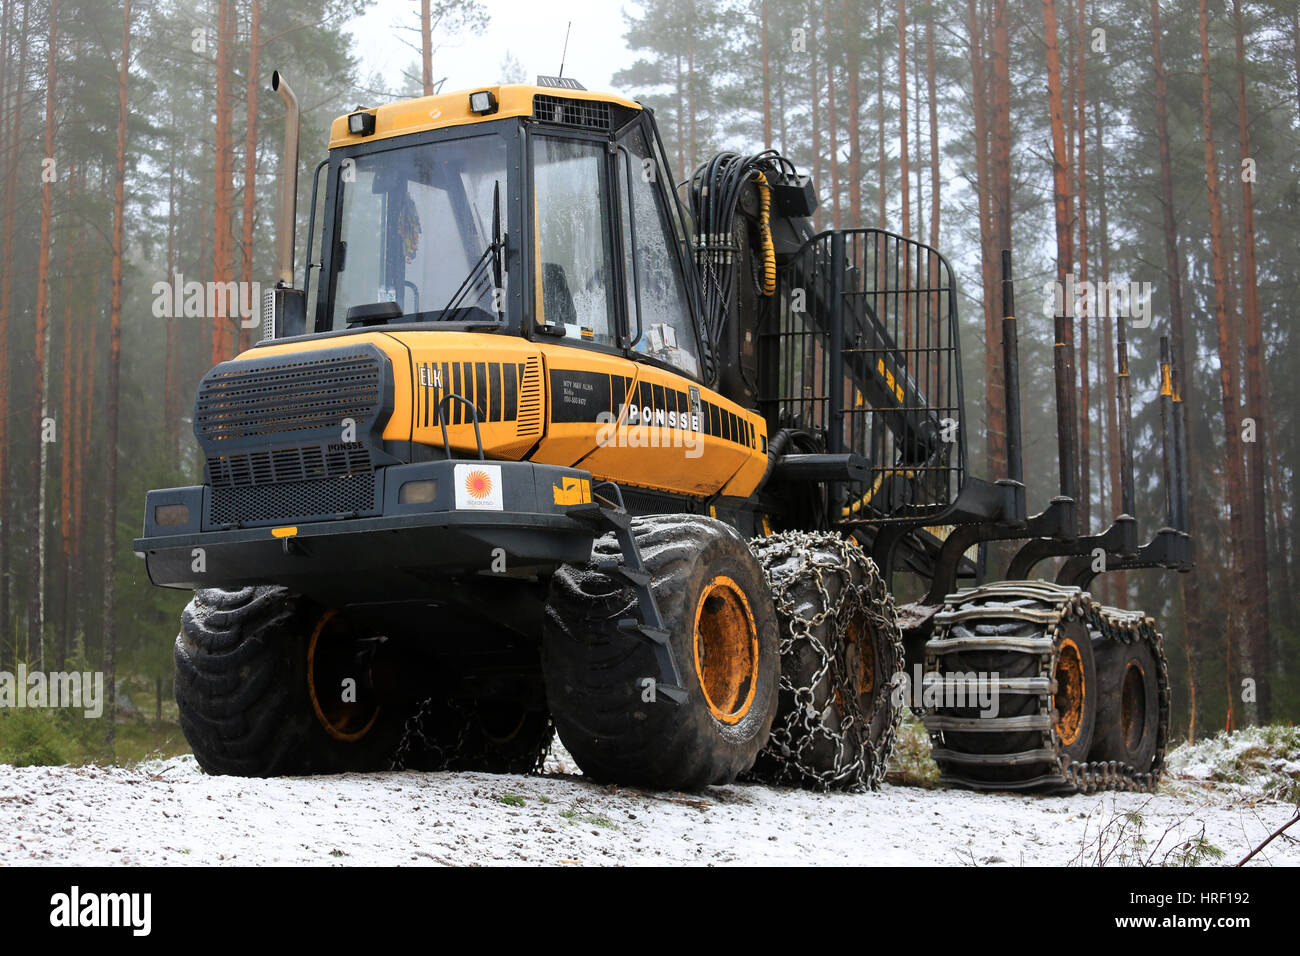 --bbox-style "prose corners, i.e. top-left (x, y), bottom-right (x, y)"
top-left (687, 150), bottom-right (796, 369)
